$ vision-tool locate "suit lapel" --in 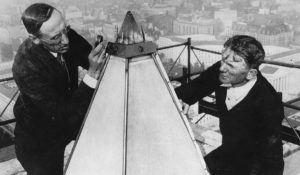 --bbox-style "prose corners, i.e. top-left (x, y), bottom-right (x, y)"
top-left (216, 86), bottom-right (228, 112)
top-left (226, 75), bottom-right (261, 112)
